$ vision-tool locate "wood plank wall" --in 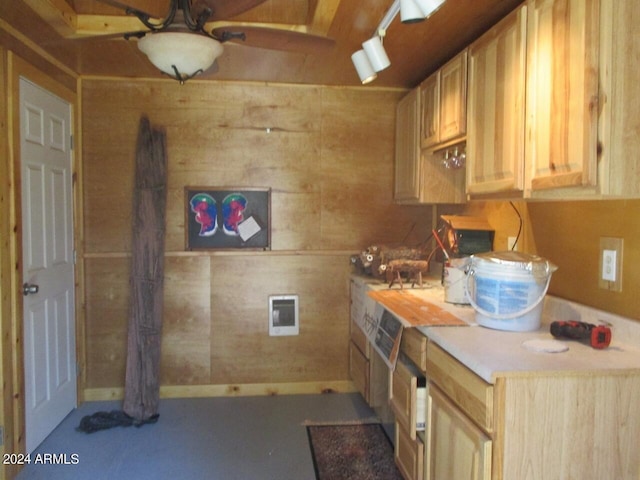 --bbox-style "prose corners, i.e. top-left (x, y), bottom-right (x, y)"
top-left (81, 79), bottom-right (434, 398)
top-left (0, 45), bottom-right (15, 476)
